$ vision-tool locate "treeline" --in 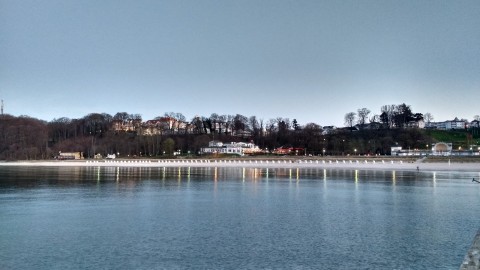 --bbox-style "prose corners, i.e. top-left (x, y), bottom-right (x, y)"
top-left (0, 103), bottom-right (439, 160)
top-left (344, 103), bottom-right (427, 128)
